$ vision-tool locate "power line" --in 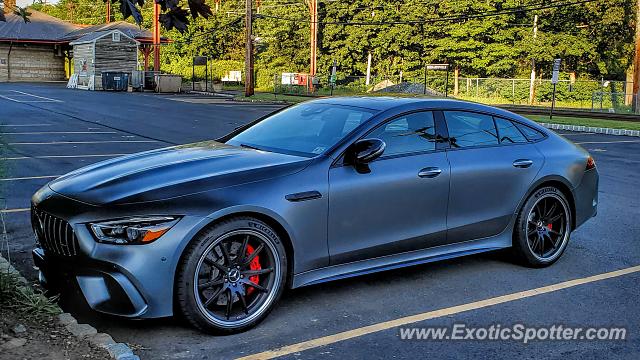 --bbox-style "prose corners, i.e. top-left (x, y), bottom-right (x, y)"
top-left (256, 0), bottom-right (601, 26)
